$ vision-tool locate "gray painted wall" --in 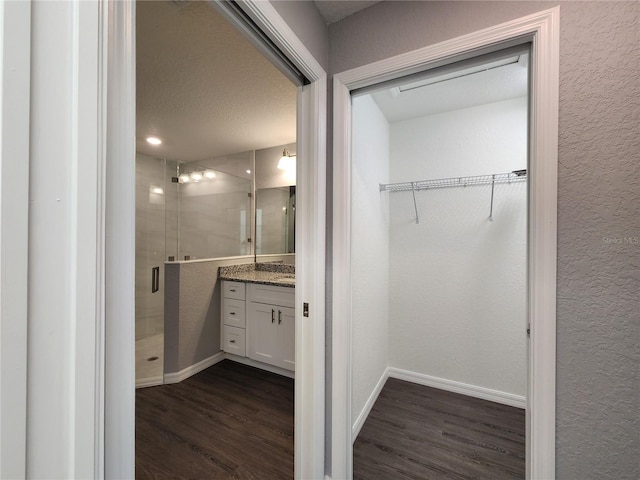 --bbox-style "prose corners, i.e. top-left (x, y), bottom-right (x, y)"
top-left (269, 0), bottom-right (329, 72)
top-left (164, 260), bottom-right (226, 374)
top-left (328, 2), bottom-right (639, 479)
